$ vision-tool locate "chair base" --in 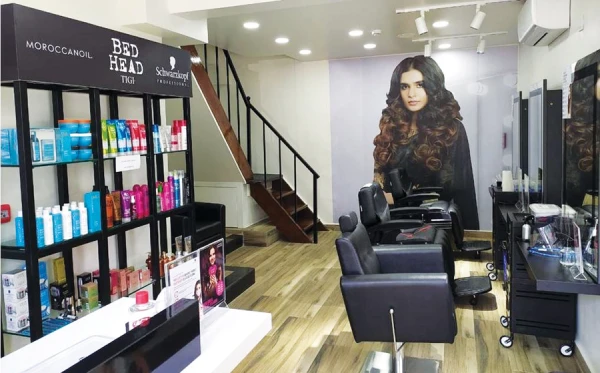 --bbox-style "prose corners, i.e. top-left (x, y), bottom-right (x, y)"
top-left (360, 351), bottom-right (440, 373)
